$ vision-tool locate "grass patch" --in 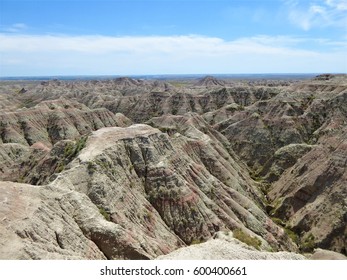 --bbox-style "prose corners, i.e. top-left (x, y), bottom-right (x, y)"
top-left (270, 217), bottom-right (300, 245)
top-left (98, 207), bottom-right (111, 221)
top-left (249, 170), bottom-right (263, 182)
top-left (233, 228), bottom-right (262, 250)
top-left (190, 238), bottom-right (205, 245)
top-left (271, 217), bottom-right (286, 227)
